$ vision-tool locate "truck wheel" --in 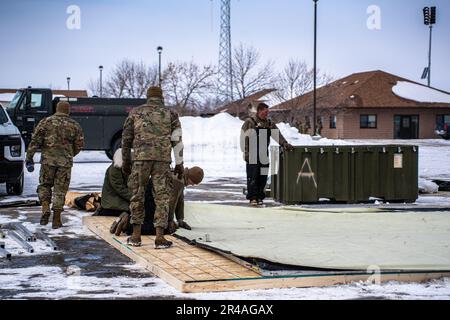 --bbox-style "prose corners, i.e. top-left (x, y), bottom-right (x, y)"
top-left (7, 173), bottom-right (24, 196)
